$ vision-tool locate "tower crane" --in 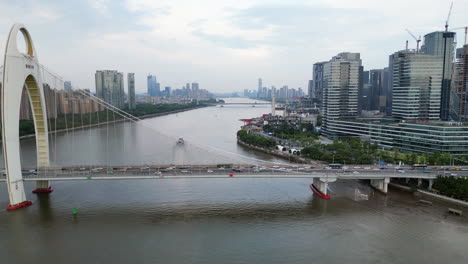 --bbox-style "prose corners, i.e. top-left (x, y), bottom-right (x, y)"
top-left (406, 29), bottom-right (421, 53)
top-left (450, 26), bottom-right (468, 46)
top-left (445, 2), bottom-right (453, 32)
